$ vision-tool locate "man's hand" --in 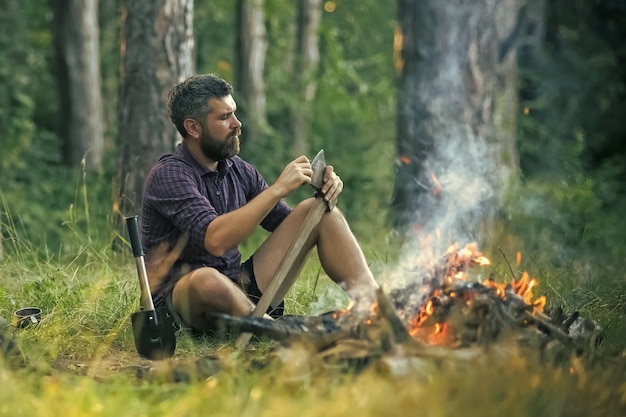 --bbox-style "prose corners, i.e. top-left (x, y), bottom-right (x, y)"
top-left (273, 155), bottom-right (313, 197)
top-left (271, 156), bottom-right (343, 207)
top-left (320, 165), bottom-right (343, 207)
